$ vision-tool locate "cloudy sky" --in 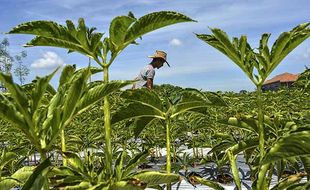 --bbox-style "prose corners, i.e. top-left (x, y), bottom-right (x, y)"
top-left (1, 0), bottom-right (309, 92)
